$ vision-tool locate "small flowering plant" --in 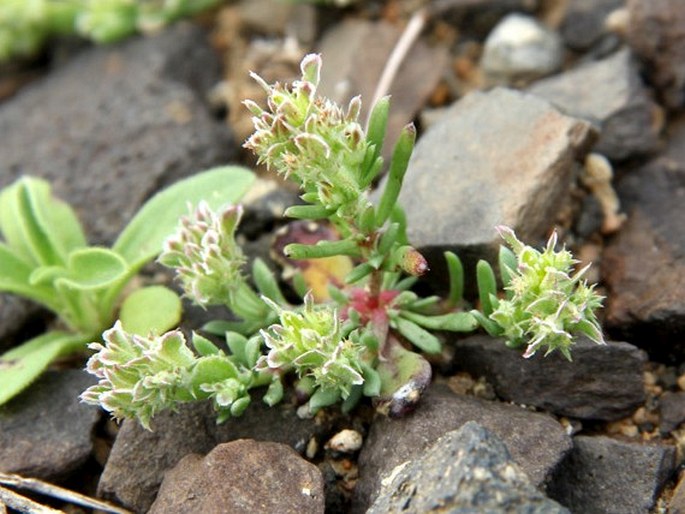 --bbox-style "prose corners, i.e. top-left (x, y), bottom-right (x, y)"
top-left (83, 54), bottom-right (605, 428)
